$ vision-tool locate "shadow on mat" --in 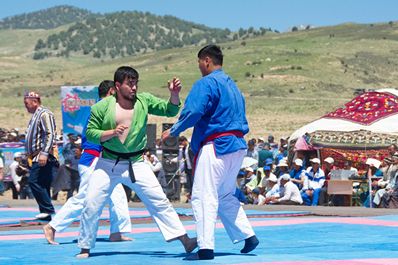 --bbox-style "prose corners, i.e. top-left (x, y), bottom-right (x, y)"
top-left (89, 251), bottom-right (167, 257)
top-left (150, 252), bottom-right (256, 259)
top-left (88, 251), bottom-right (254, 258)
top-left (59, 238), bottom-right (131, 245)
